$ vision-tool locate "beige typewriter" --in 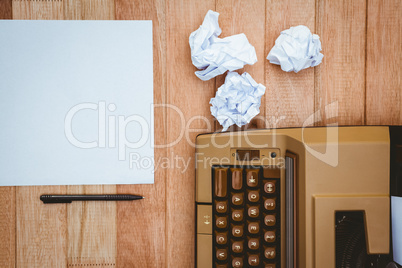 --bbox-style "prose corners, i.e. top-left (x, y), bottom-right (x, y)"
top-left (195, 126), bottom-right (401, 268)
